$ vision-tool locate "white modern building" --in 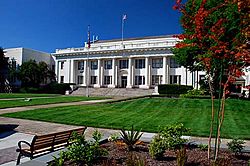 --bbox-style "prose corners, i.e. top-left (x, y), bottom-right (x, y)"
top-left (53, 35), bottom-right (206, 89)
top-left (4, 47), bottom-right (54, 87)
